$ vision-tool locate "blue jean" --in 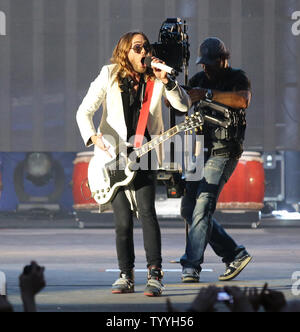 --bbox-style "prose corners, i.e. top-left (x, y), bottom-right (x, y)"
top-left (180, 154), bottom-right (248, 271)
